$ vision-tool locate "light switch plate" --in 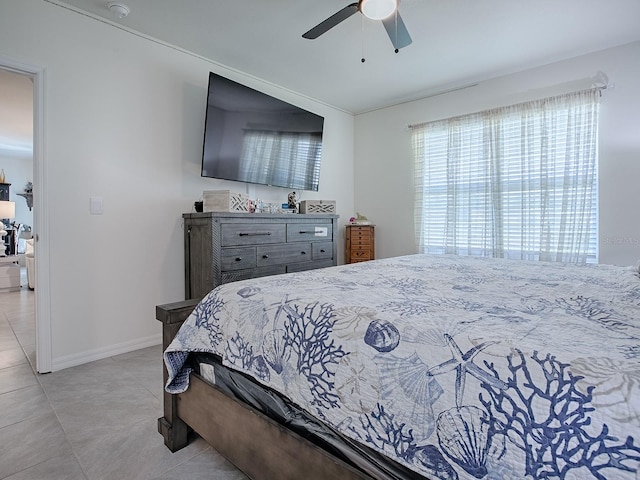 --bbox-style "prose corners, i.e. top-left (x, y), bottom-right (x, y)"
top-left (90, 196), bottom-right (103, 215)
